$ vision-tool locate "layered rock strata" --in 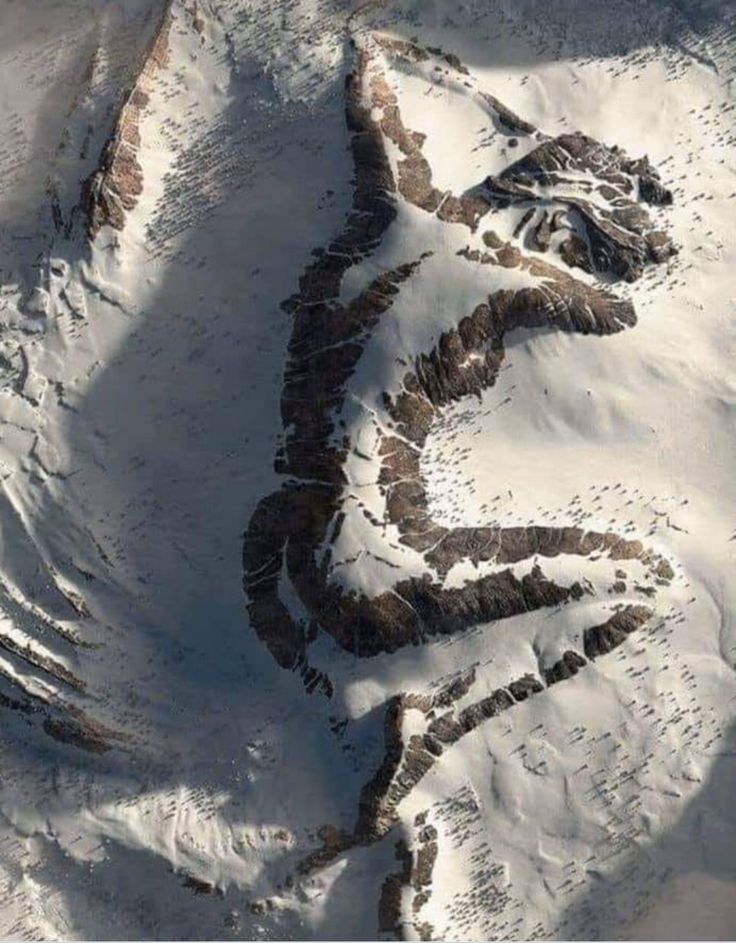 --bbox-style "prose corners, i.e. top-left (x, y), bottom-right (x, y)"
top-left (482, 133), bottom-right (676, 281)
top-left (0, 619), bottom-right (119, 754)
